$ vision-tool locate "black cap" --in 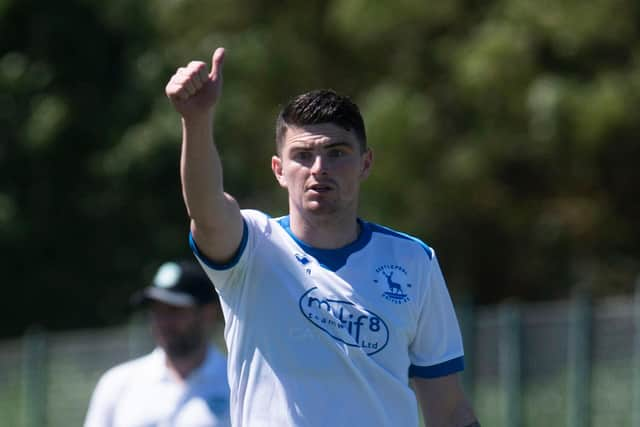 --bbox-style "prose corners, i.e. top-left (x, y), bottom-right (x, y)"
top-left (132, 261), bottom-right (216, 307)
